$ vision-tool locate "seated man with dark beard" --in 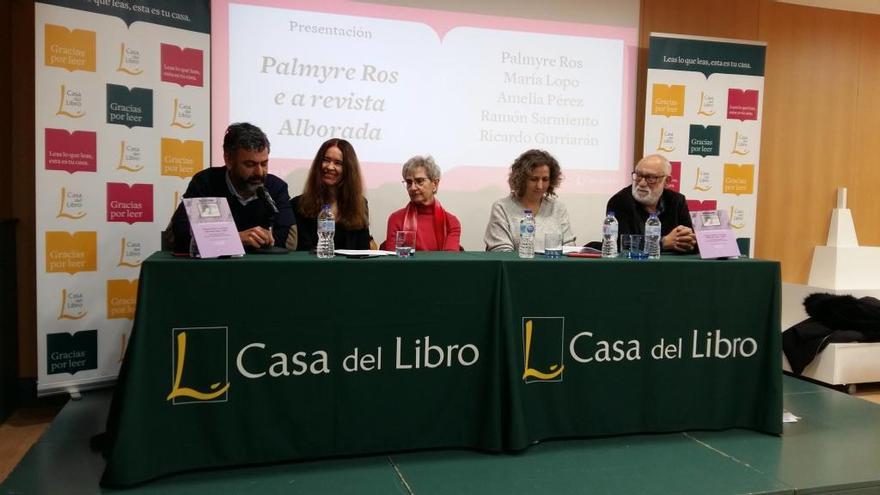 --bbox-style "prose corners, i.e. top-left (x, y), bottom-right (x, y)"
top-left (170, 122), bottom-right (295, 253)
top-left (606, 154), bottom-right (697, 253)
